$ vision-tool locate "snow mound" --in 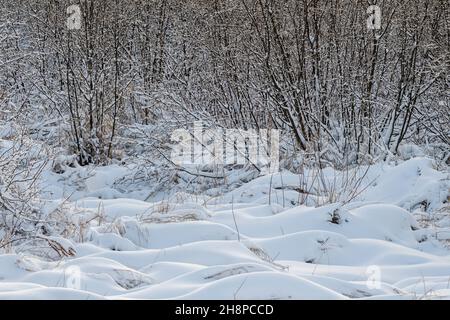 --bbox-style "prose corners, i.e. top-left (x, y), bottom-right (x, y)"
top-left (0, 158), bottom-right (449, 299)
